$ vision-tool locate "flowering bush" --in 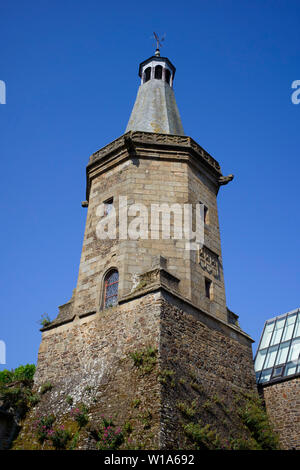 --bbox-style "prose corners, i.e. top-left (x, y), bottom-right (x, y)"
top-left (96, 416), bottom-right (124, 450)
top-left (33, 414), bottom-right (55, 443)
top-left (70, 404), bottom-right (89, 428)
top-left (33, 415), bottom-right (72, 449)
